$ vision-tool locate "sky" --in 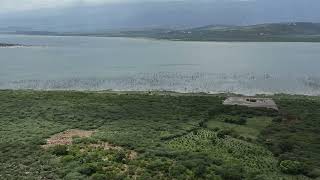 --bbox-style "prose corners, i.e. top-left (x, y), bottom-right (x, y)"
top-left (0, 0), bottom-right (319, 31)
top-left (1, 0), bottom-right (122, 12)
top-left (1, 0), bottom-right (251, 13)
top-left (0, 0), bottom-right (178, 13)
